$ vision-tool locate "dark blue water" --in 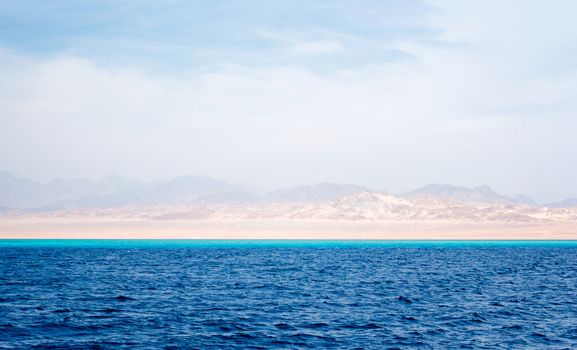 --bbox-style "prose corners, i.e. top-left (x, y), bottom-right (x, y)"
top-left (1, 240), bottom-right (577, 349)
